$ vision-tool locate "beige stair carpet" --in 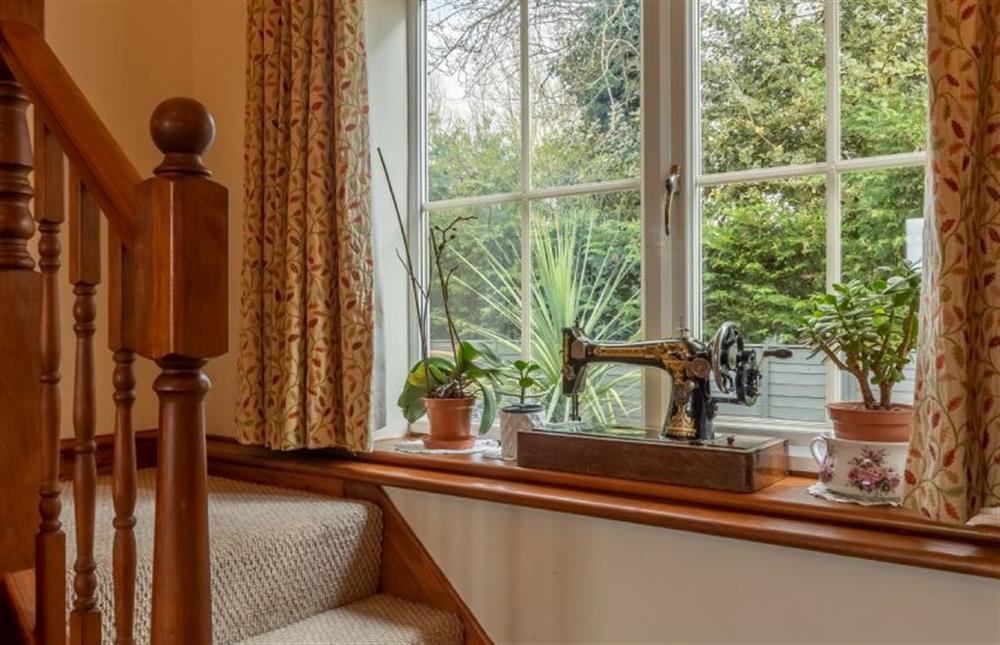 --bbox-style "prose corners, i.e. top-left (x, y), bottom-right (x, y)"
top-left (238, 594), bottom-right (464, 645)
top-left (63, 470), bottom-right (383, 644)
